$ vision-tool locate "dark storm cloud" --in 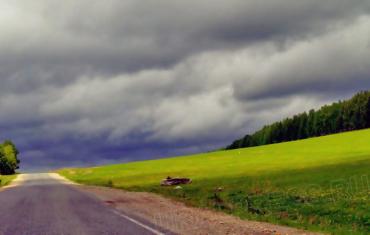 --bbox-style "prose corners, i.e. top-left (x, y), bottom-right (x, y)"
top-left (233, 16), bottom-right (370, 101)
top-left (2, 0), bottom-right (370, 74)
top-left (0, 0), bottom-right (369, 170)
